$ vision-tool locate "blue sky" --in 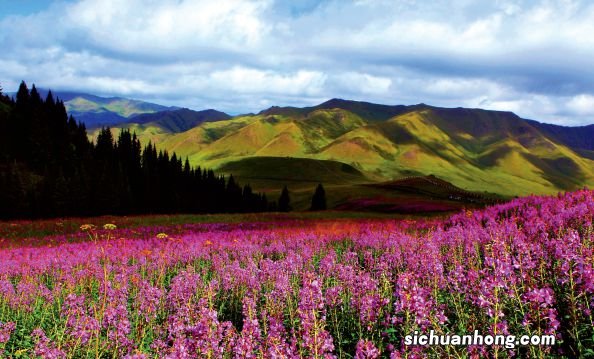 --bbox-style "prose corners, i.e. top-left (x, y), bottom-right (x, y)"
top-left (1, 0), bottom-right (594, 125)
top-left (0, 1), bottom-right (53, 16)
